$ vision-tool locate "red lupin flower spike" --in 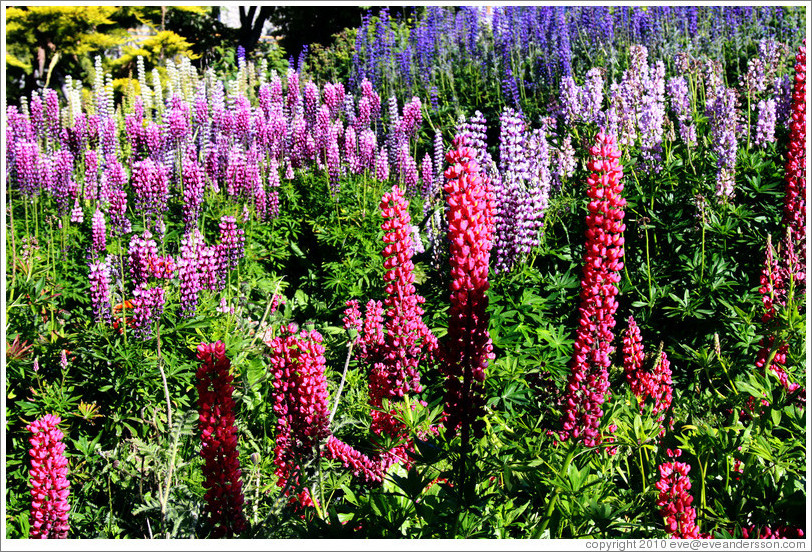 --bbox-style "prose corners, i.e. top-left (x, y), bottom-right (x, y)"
top-left (27, 414), bottom-right (70, 539)
top-left (560, 129), bottom-right (626, 447)
top-left (196, 341), bottom-right (248, 537)
top-left (441, 135), bottom-right (495, 441)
